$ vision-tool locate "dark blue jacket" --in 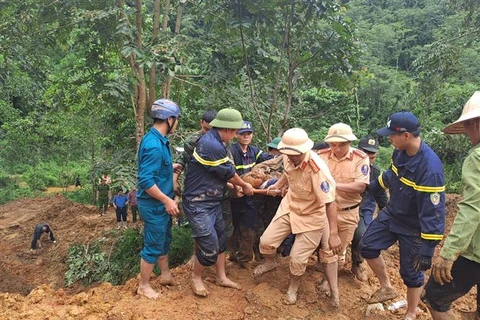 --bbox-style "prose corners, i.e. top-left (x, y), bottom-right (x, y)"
top-left (183, 128), bottom-right (236, 202)
top-left (361, 163), bottom-right (389, 225)
top-left (228, 143), bottom-right (273, 176)
top-left (371, 141), bottom-right (446, 257)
